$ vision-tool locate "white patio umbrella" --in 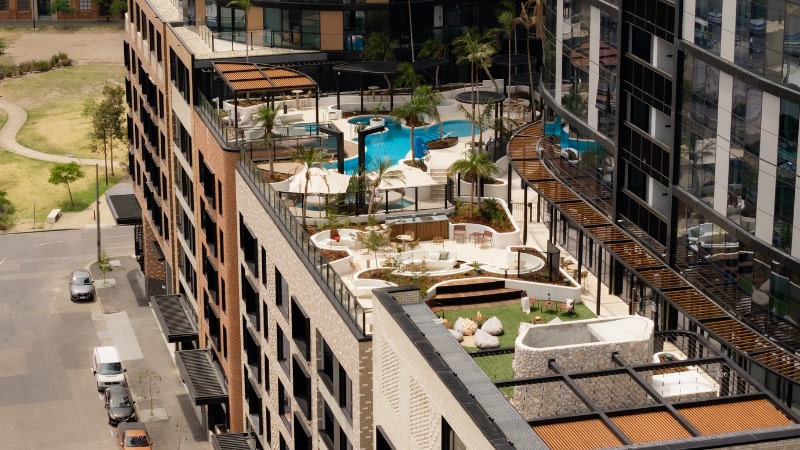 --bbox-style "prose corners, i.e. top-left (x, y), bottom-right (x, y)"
top-left (373, 164), bottom-right (438, 190)
top-left (286, 166), bottom-right (352, 194)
